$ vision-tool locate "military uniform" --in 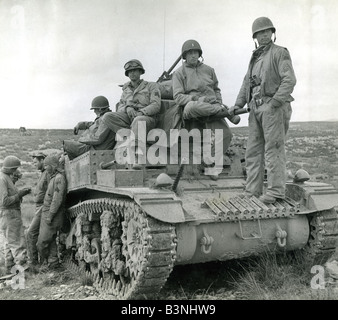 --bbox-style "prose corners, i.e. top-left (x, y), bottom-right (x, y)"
top-left (37, 161), bottom-right (67, 267)
top-left (234, 18), bottom-right (297, 200)
top-left (172, 41), bottom-right (232, 176)
top-left (103, 79), bottom-right (161, 150)
top-left (26, 169), bottom-right (49, 265)
top-left (0, 170), bottom-right (28, 269)
top-left (63, 109), bottom-right (116, 160)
